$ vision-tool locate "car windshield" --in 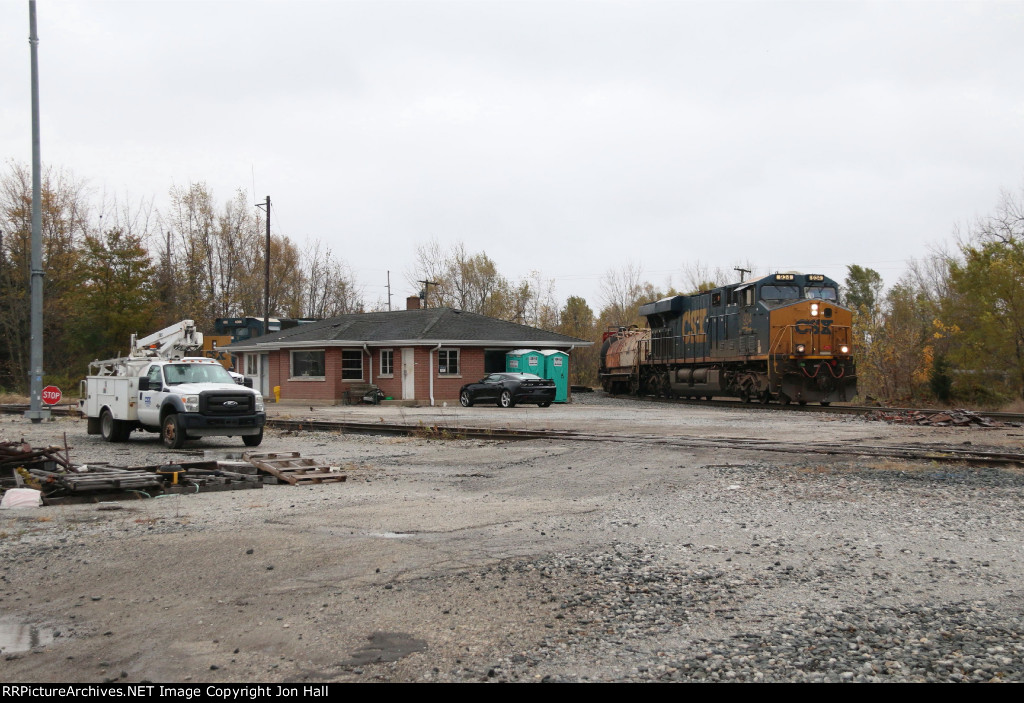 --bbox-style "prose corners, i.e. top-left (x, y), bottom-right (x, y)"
top-left (163, 363), bottom-right (235, 385)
